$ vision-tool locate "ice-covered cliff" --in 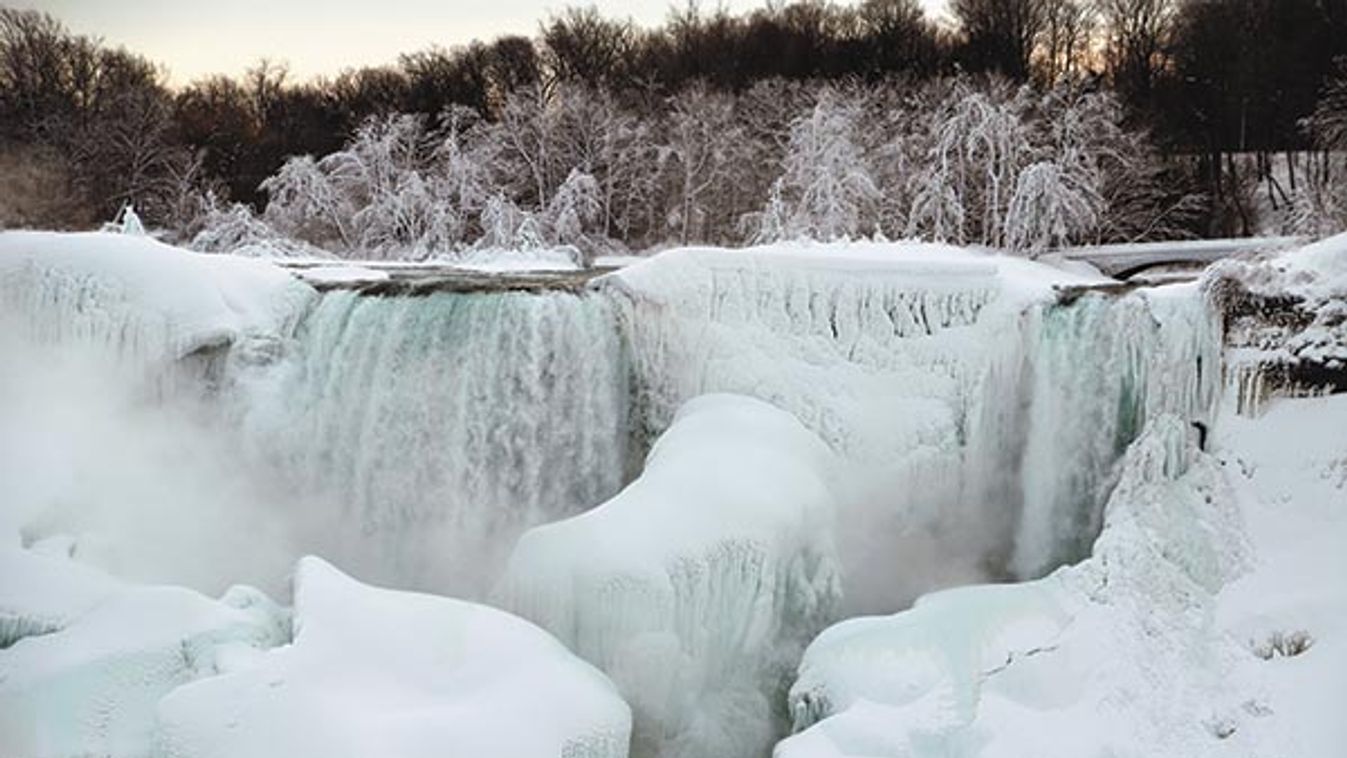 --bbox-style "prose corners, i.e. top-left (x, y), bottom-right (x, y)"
top-left (606, 242), bottom-right (1219, 604)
